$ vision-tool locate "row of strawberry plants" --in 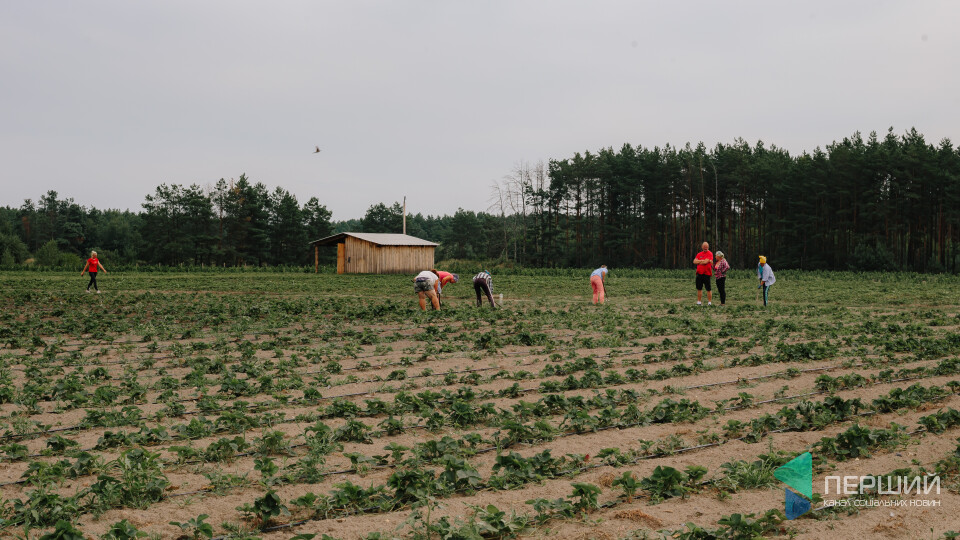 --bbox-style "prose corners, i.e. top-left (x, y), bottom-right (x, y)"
top-left (1, 334), bottom-right (952, 480)
top-left (5, 350), bottom-right (954, 481)
top-left (0, 317), bottom-right (893, 421)
top-left (0, 345), bottom-right (723, 442)
top-left (219, 404), bottom-right (960, 537)
top-left (0, 334), bottom-right (944, 464)
top-left (211, 379), bottom-right (960, 502)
